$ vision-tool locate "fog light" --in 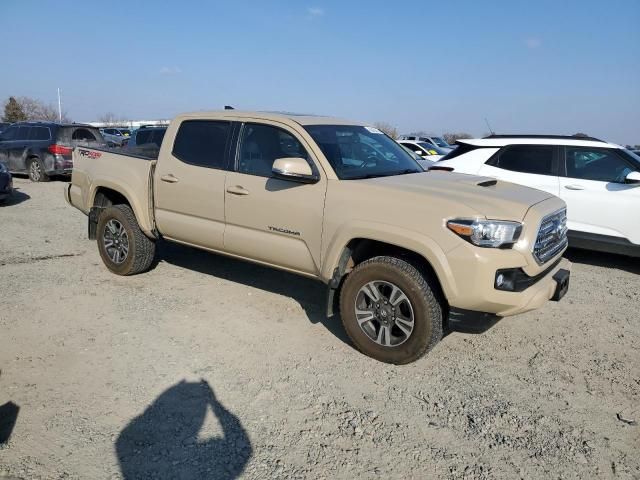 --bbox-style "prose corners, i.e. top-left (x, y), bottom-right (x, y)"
top-left (496, 273), bottom-right (505, 287)
top-left (494, 270), bottom-right (516, 291)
